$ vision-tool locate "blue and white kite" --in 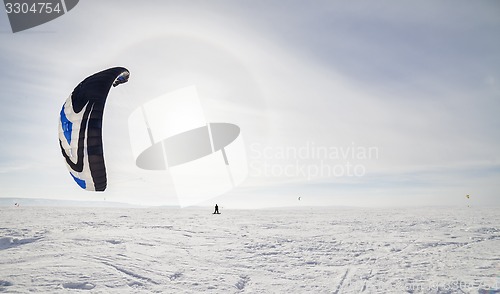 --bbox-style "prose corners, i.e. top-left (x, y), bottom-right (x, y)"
top-left (58, 67), bottom-right (130, 191)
